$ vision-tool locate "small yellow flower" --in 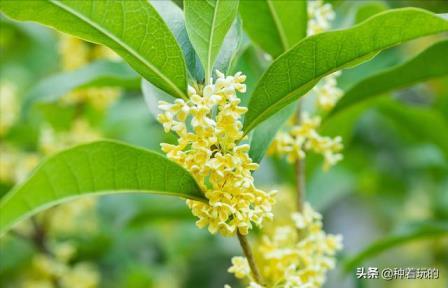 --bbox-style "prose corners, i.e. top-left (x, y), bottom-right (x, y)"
top-left (158, 71), bottom-right (275, 236)
top-left (269, 113), bottom-right (343, 170)
top-left (307, 0), bottom-right (335, 36)
top-left (39, 119), bottom-right (101, 156)
top-left (228, 202), bottom-right (342, 288)
top-left (228, 256), bottom-right (251, 279)
top-left (59, 35), bottom-right (121, 110)
top-left (0, 81), bottom-right (18, 137)
top-left (313, 72), bottom-right (343, 111)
